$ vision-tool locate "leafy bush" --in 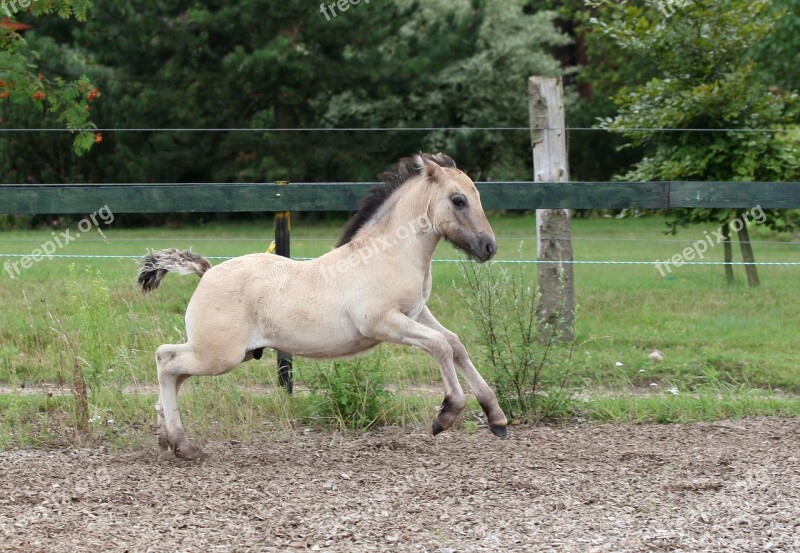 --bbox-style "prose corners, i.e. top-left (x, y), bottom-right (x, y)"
top-left (457, 260), bottom-right (575, 423)
top-left (304, 353), bottom-right (392, 431)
